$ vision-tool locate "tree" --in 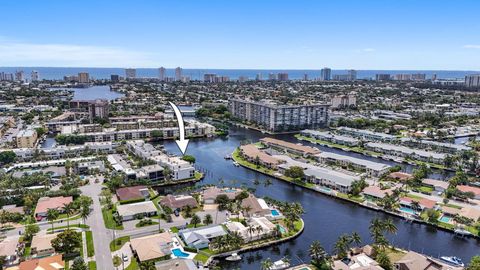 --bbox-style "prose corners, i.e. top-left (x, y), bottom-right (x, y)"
top-left (309, 240), bottom-right (329, 267)
top-left (203, 214), bottom-right (213, 225)
top-left (284, 166), bottom-right (305, 179)
top-left (47, 208), bottom-right (60, 232)
top-left (334, 234), bottom-right (351, 259)
top-left (376, 250), bottom-right (393, 270)
top-left (350, 178), bottom-right (368, 196)
top-left (24, 222), bottom-right (40, 241)
top-left (71, 257), bottom-right (88, 270)
top-left (369, 218), bottom-right (397, 249)
top-left (0, 151), bottom-right (16, 164)
top-left (350, 232), bottom-right (362, 247)
top-left (467, 256), bottom-right (480, 270)
top-left (261, 258), bottom-right (273, 270)
top-left (181, 155), bottom-right (196, 163)
top-left (63, 202), bottom-right (76, 229)
top-left (51, 230), bottom-right (82, 255)
top-left (190, 214), bottom-right (201, 228)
